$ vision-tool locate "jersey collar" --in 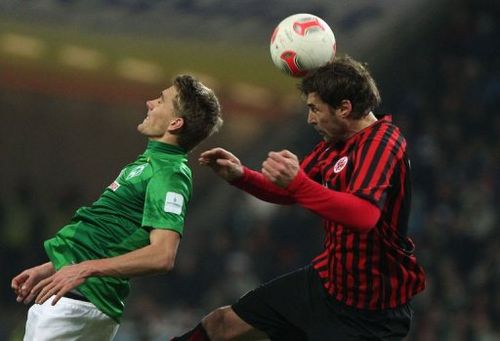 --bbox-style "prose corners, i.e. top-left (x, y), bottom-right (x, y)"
top-left (146, 140), bottom-right (186, 155)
